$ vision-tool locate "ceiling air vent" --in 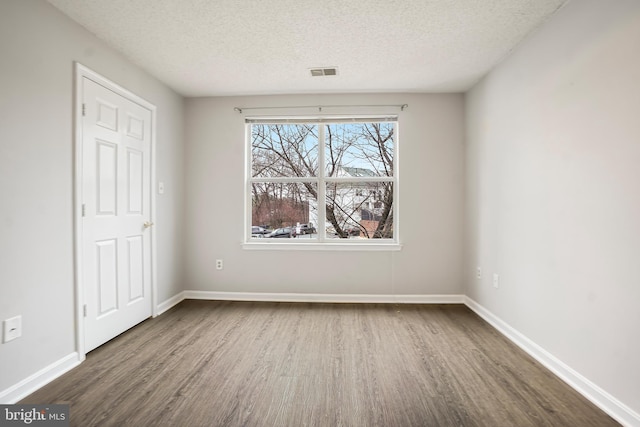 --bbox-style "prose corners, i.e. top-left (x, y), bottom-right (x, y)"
top-left (310, 67), bottom-right (338, 77)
